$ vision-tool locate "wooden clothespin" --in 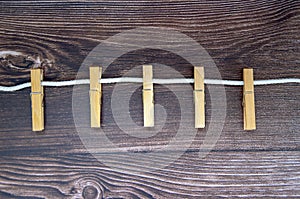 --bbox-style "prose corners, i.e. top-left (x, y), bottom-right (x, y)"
top-left (194, 67), bottom-right (205, 128)
top-left (30, 68), bottom-right (44, 131)
top-left (90, 66), bottom-right (102, 128)
top-left (143, 65), bottom-right (154, 127)
top-left (243, 68), bottom-right (256, 130)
